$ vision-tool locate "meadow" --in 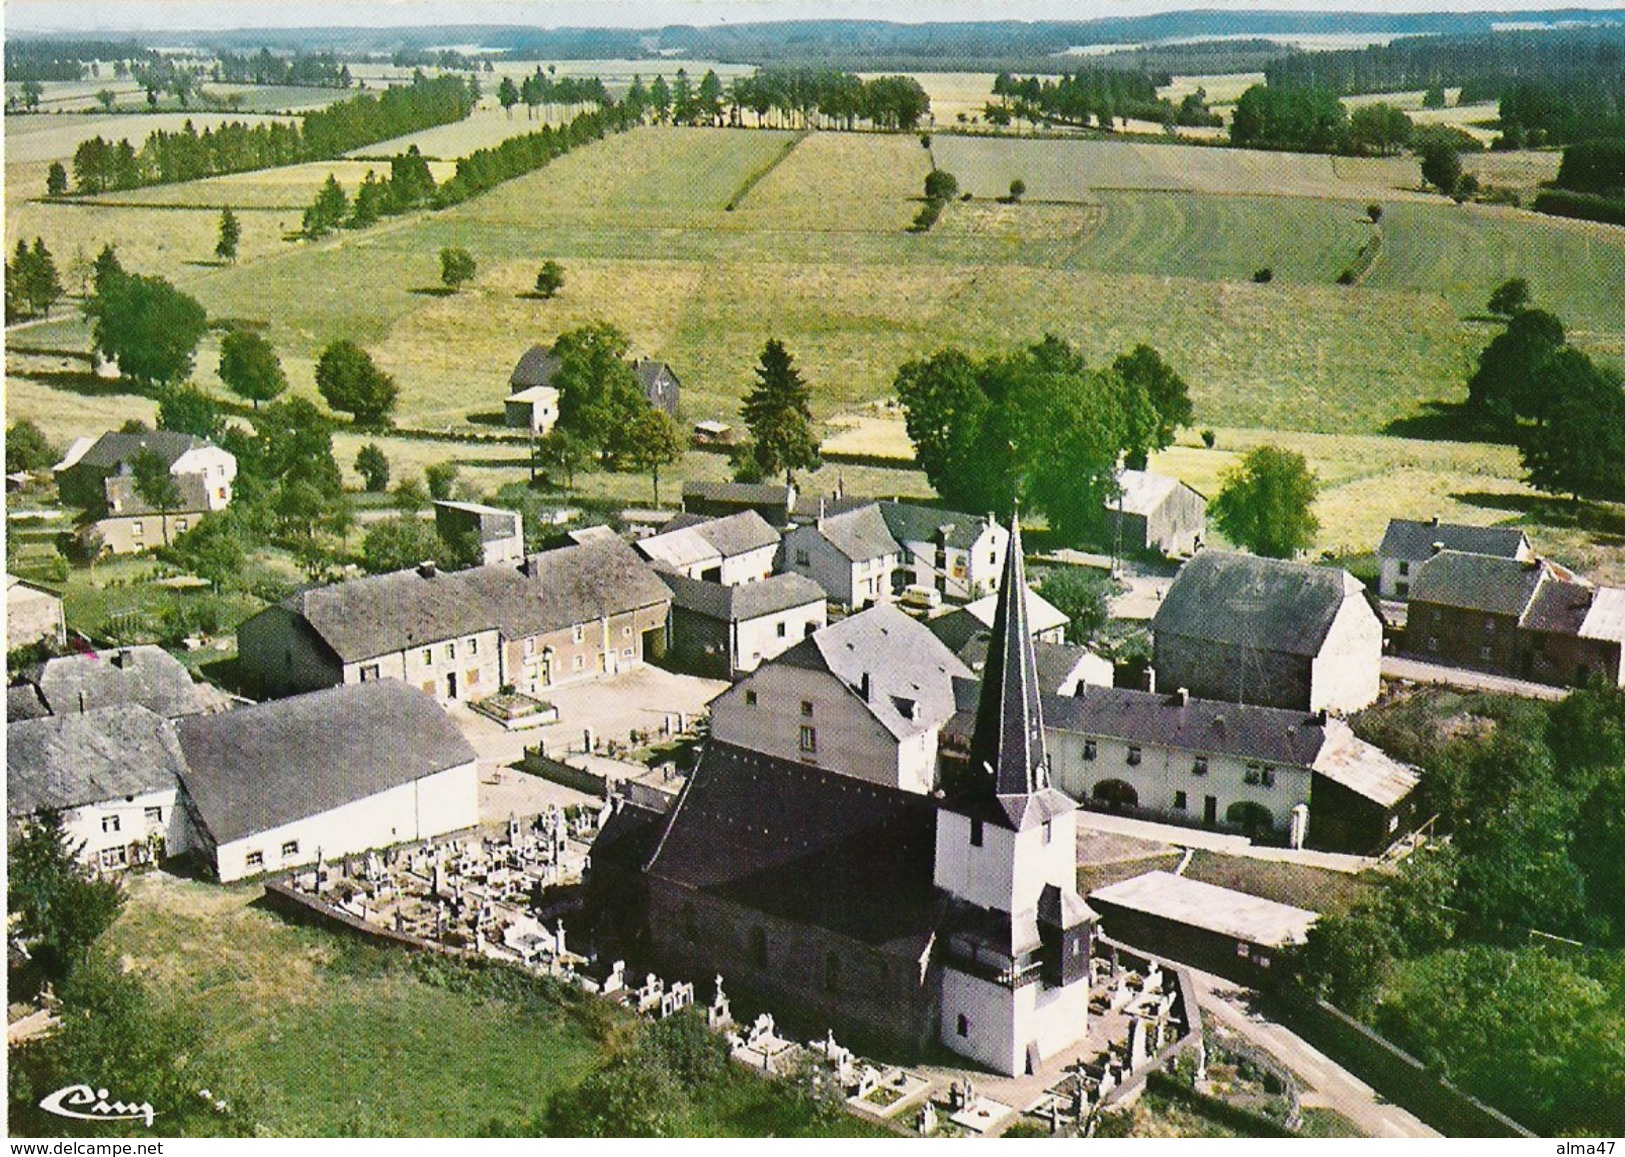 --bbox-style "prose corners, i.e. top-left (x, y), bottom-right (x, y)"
top-left (8, 100), bottom-right (1624, 565)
